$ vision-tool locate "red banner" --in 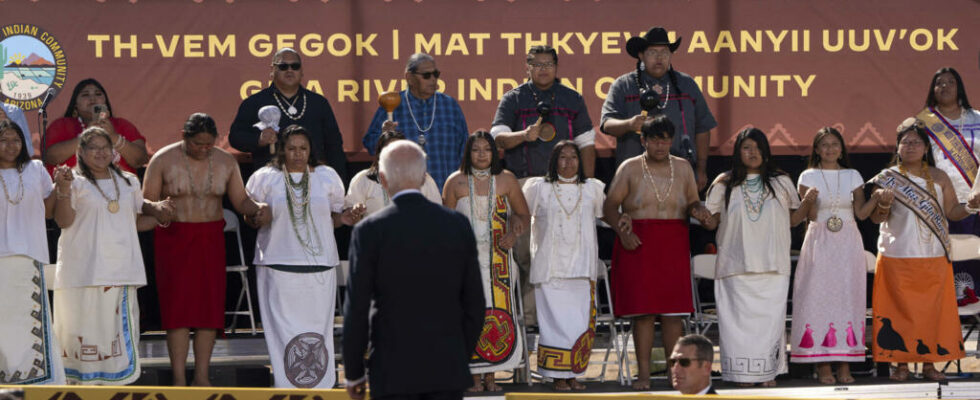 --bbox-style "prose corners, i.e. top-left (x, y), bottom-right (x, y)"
top-left (2, 0), bottom-right (978, 160)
